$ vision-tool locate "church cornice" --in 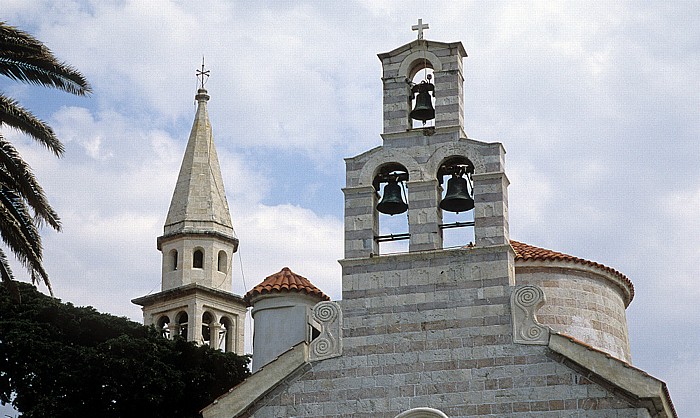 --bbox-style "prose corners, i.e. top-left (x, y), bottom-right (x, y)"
top-left (131, 282), bottom-right (245, 307)
top-left (157, 230), bottom-right (239, 251)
